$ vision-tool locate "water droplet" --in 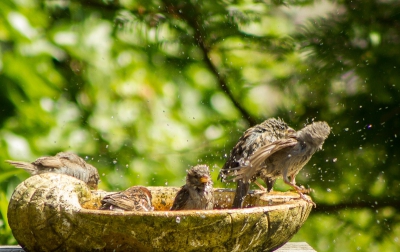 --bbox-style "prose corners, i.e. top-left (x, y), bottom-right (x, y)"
top-left (113, 160), bottom-right (117, 164)
top-left (333, 158), bottom-right (337, 162)
top-left (106, 145), bottom-right (109, 148)
top-left (344, 128), bottom-right (349, 131)
top-left (327, 188), bottom-right (331, 192)
top-left (176, 216), bottom-right (181, 223)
